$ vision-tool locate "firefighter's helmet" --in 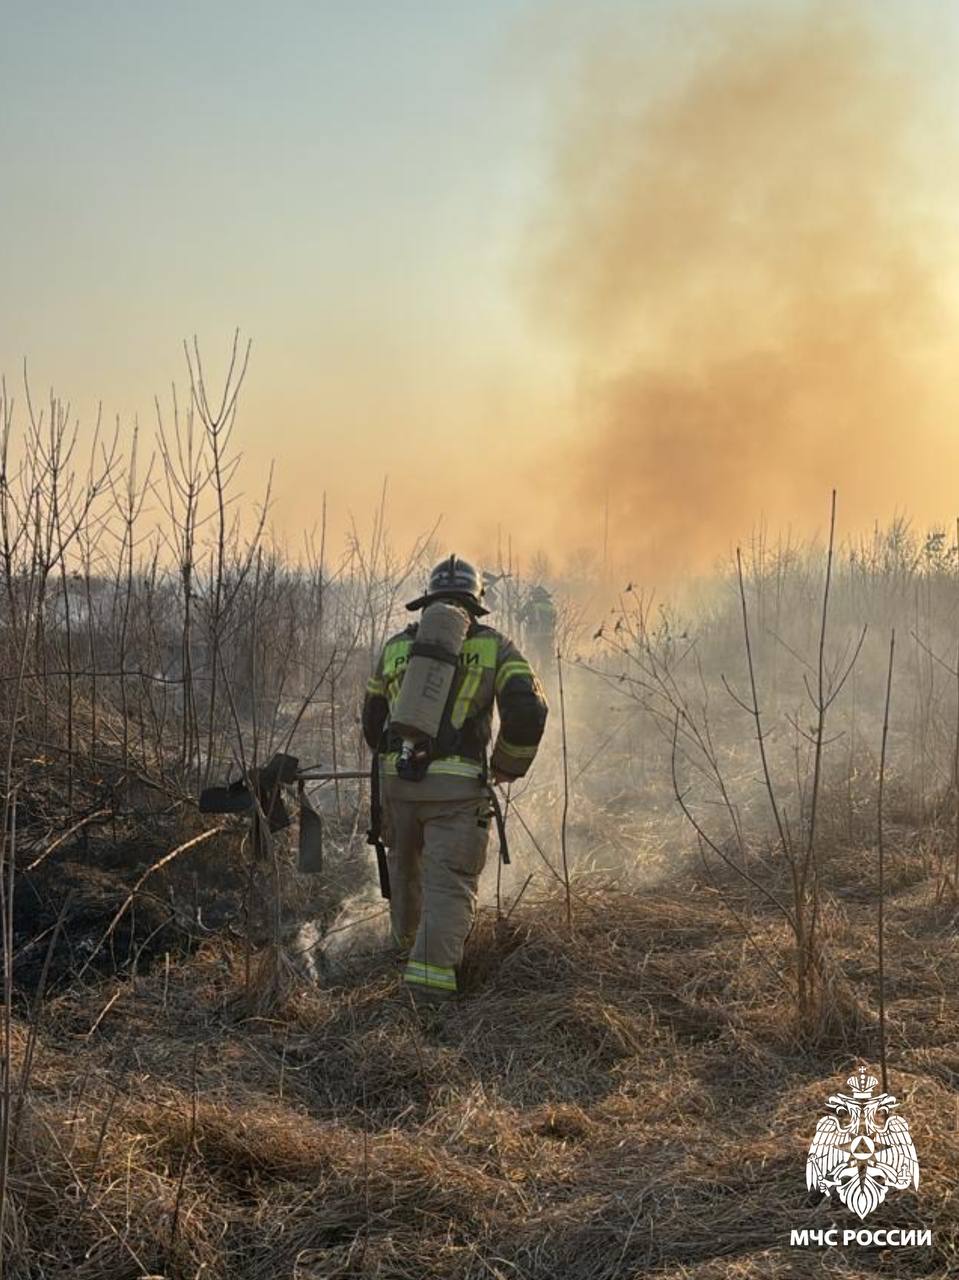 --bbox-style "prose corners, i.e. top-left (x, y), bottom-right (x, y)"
top-left (406, 555), bottom-right (488, 615)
